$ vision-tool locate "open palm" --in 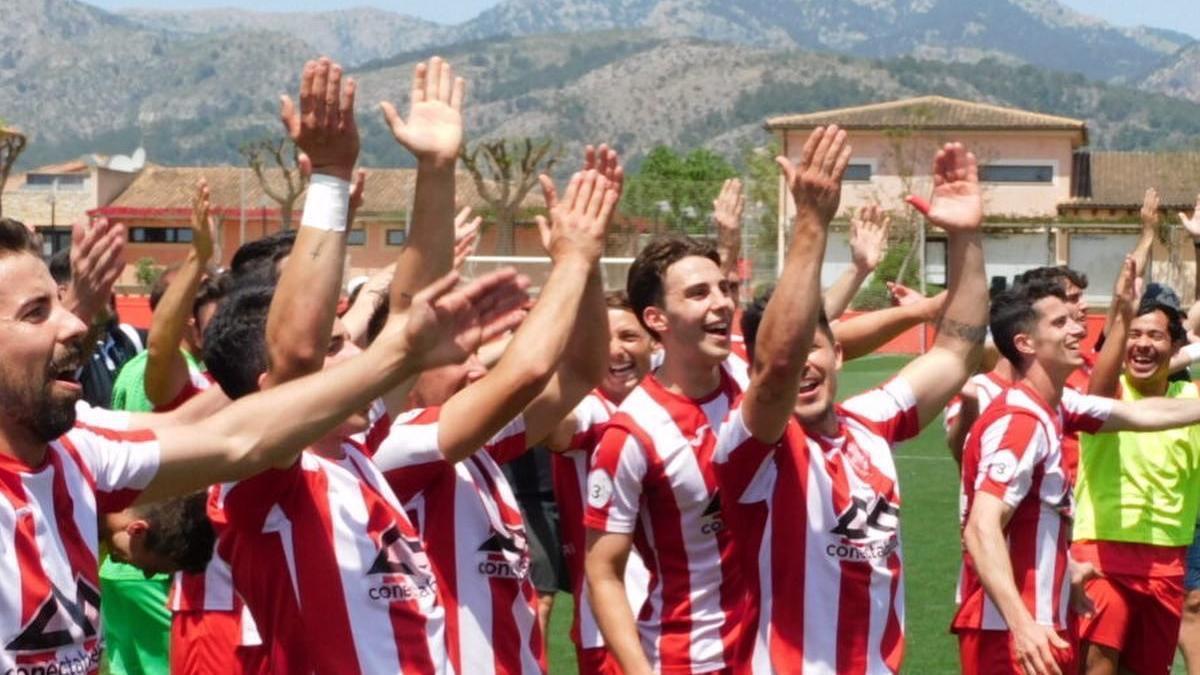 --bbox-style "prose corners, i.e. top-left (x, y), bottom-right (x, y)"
top-left (923, 143), bottom-right (983, 232)
top-left (404, 269), bottom-right (529, 369)
top-left (381, 57), bottom-right (465, 165)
